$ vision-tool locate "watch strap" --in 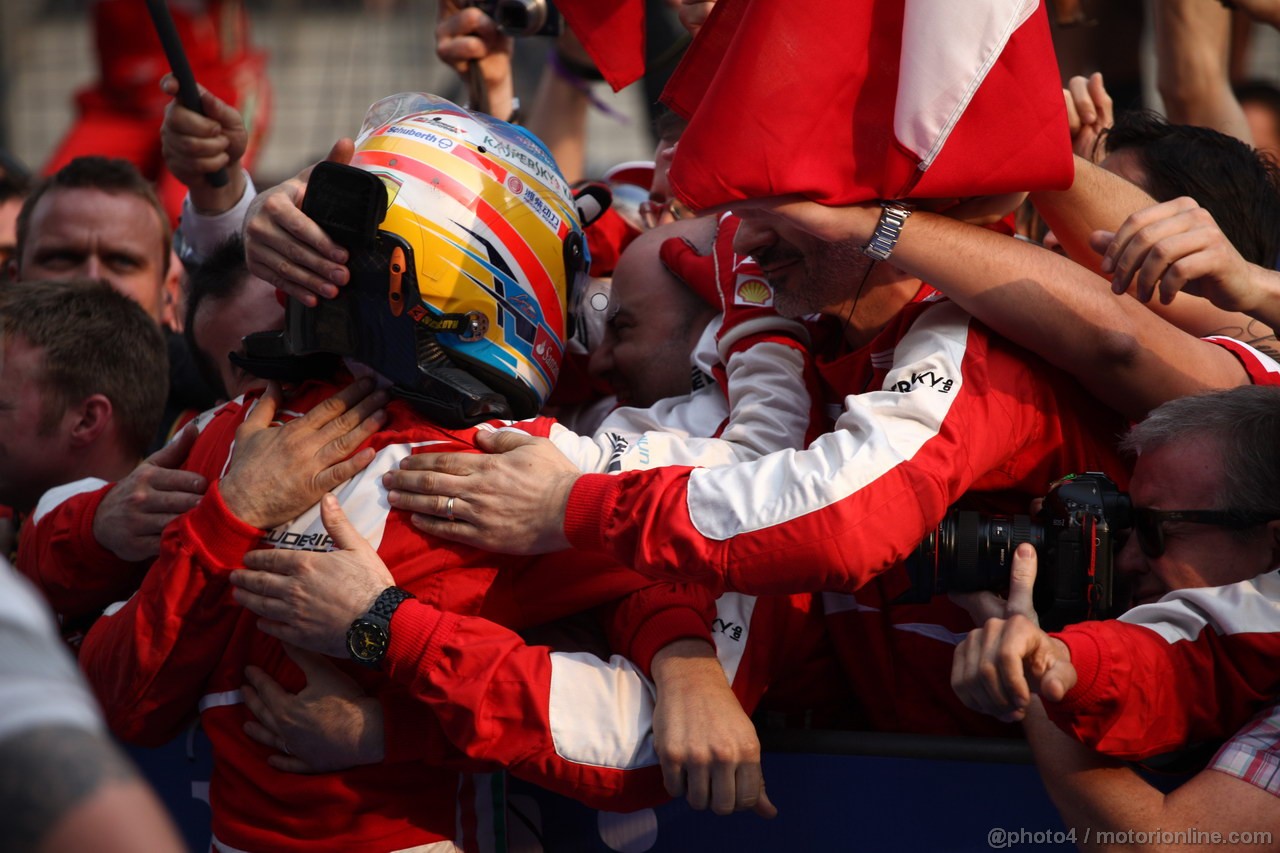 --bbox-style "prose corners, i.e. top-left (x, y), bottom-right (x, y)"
top-left (366, 585), bottom-right (416, 629)
top-left (862, 202), bottom-right (913, 262)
